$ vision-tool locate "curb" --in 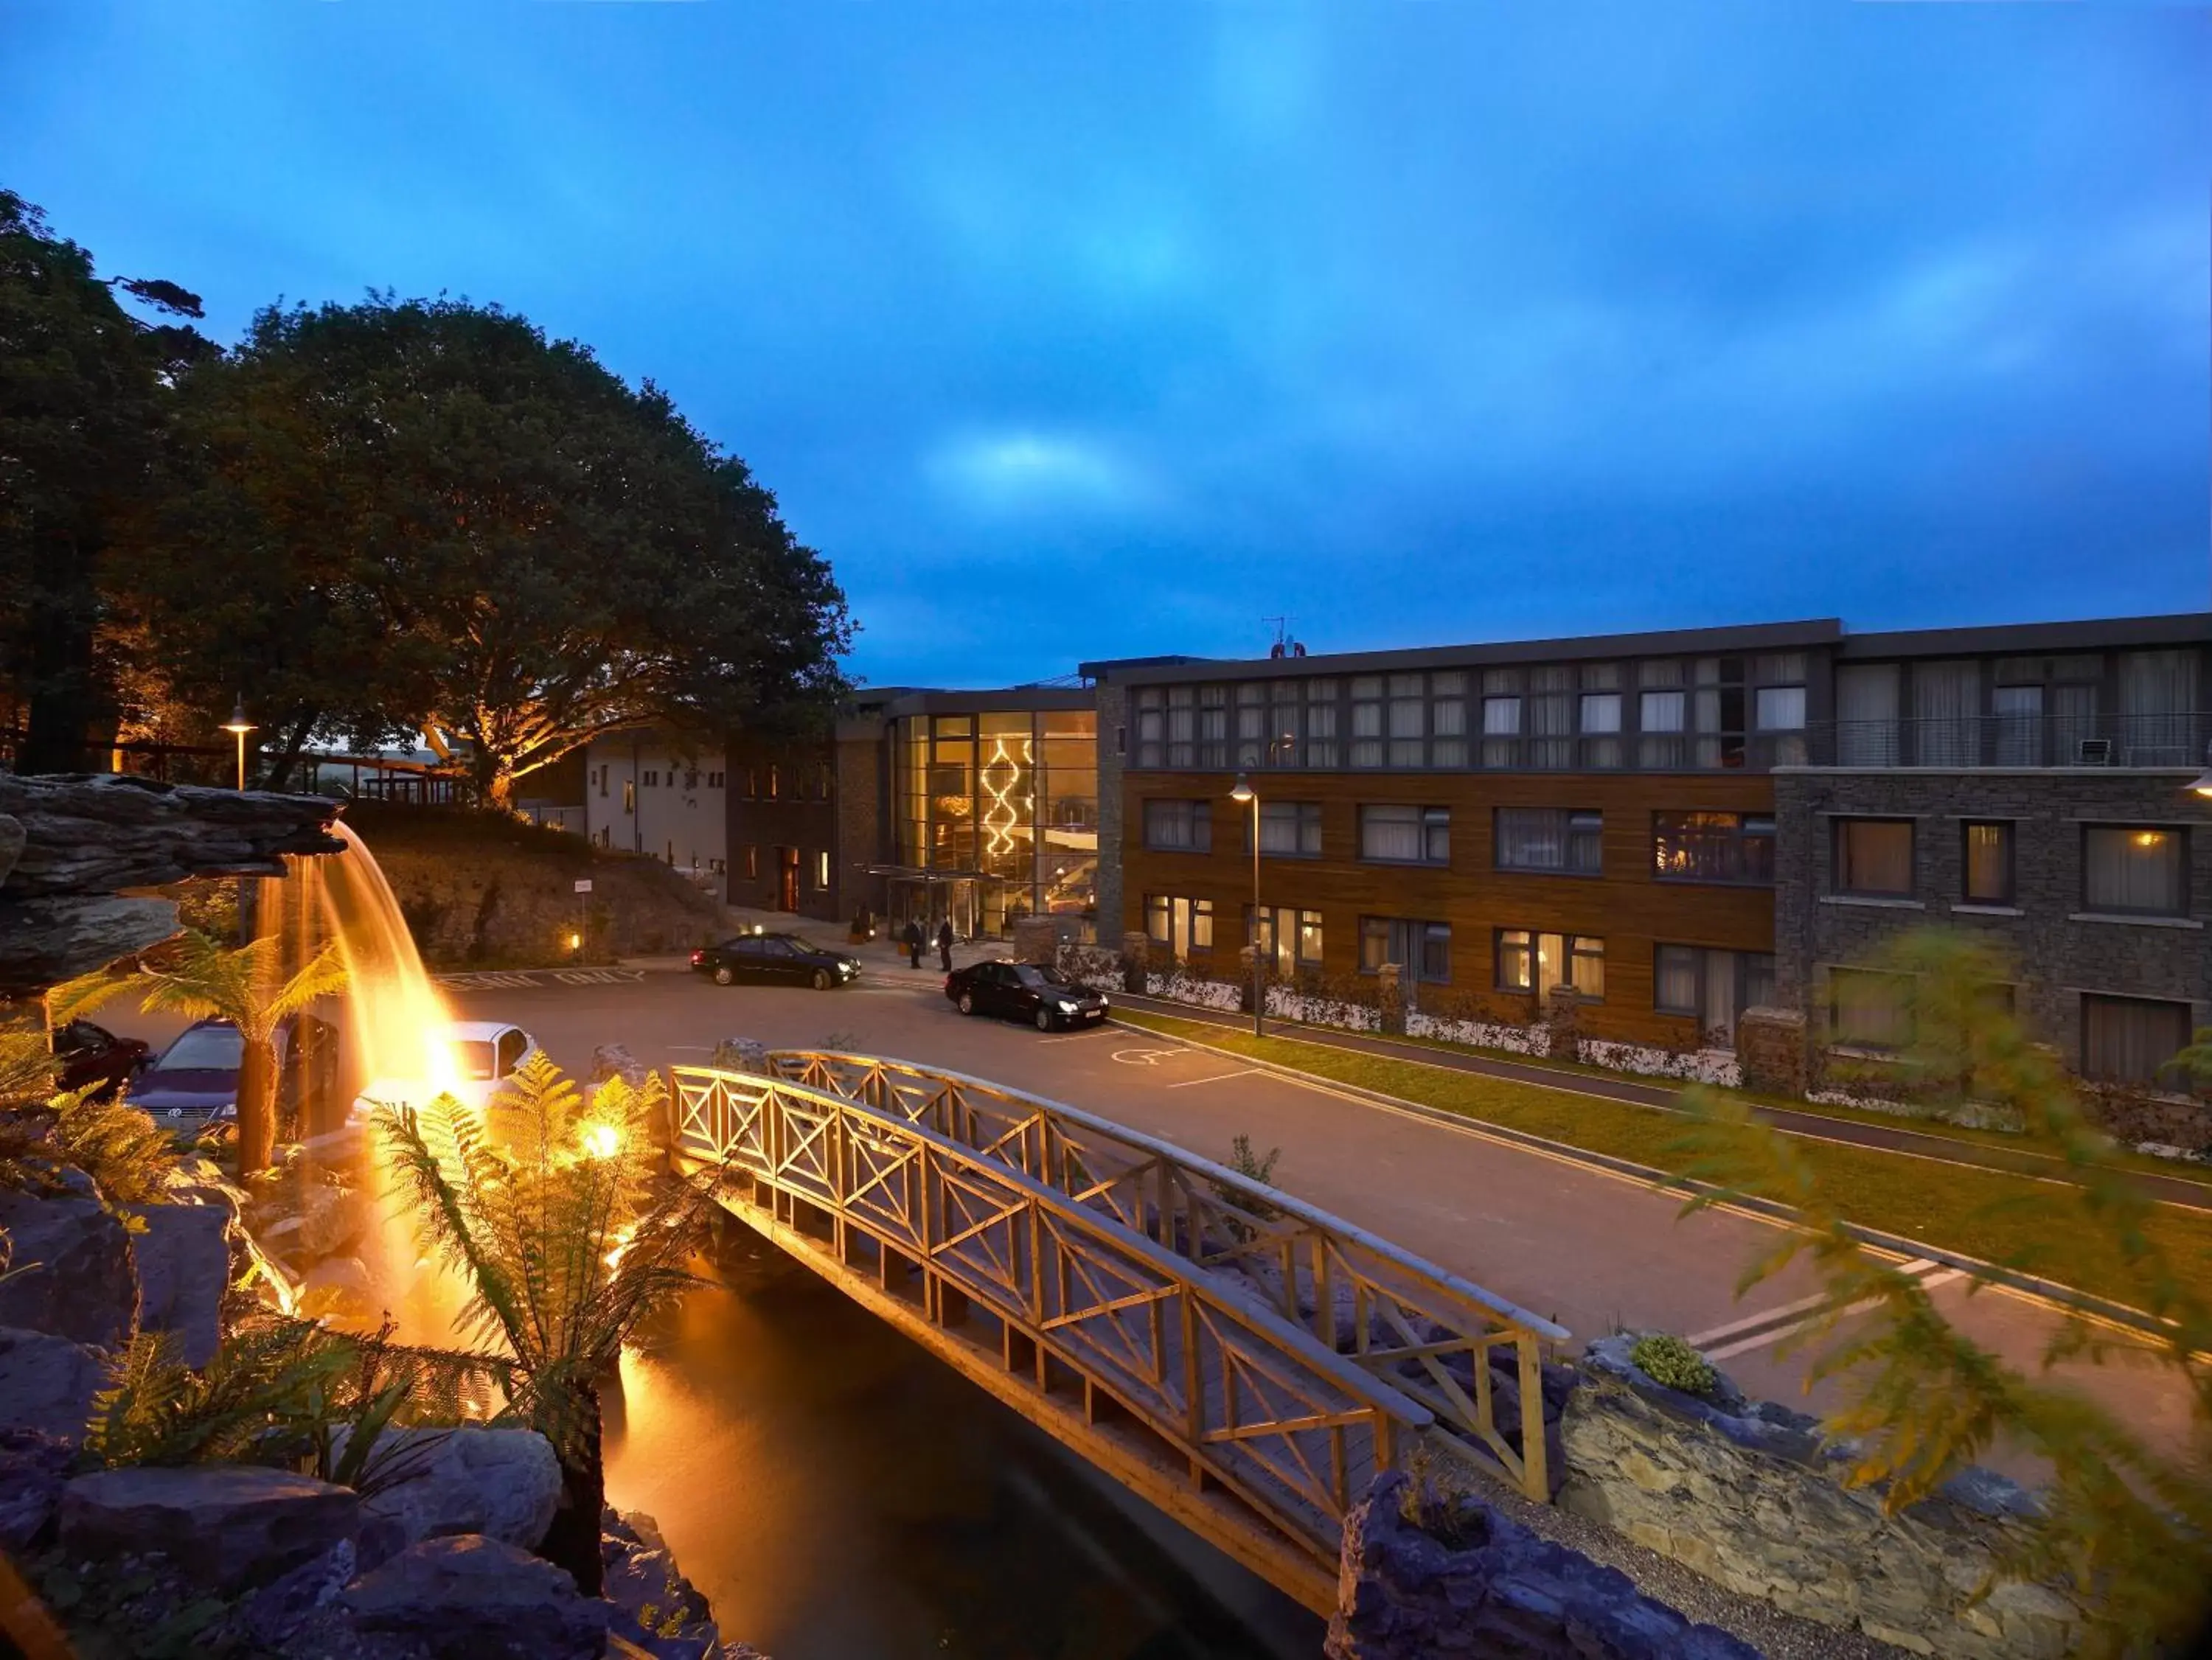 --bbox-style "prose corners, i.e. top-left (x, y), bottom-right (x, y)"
top-left (1119, 1011), bottom-right (2191, 1347)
